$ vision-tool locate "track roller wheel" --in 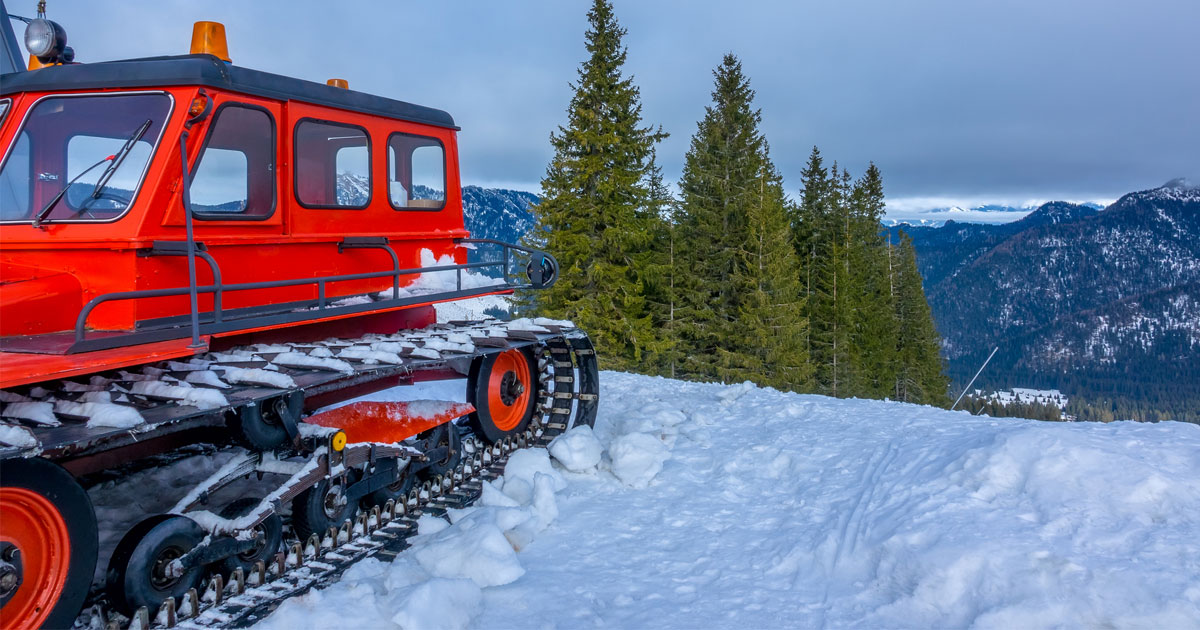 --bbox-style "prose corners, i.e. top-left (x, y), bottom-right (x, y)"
top-left (417, 422), bottom-right (461, 480)
top-left (105, 515), bottom-right (206, 617)
top-left (216, 499), bottom-right (283, 577)
top-left (365, 460), bottom-right (415, 508)
top-left (467, 348), bottom-right (537, 443)
top-left (231, 392), bottom-right (303, 450)
top-left (0, 457), bottom-right (98, 630)
top-left (292, 472), bottom-right (359, 541)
